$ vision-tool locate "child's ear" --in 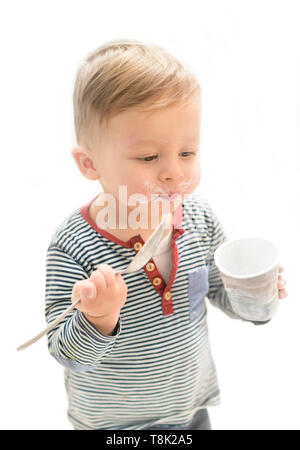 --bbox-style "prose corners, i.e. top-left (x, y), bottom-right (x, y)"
top-left (71, 147), bottom-right (100, 180)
